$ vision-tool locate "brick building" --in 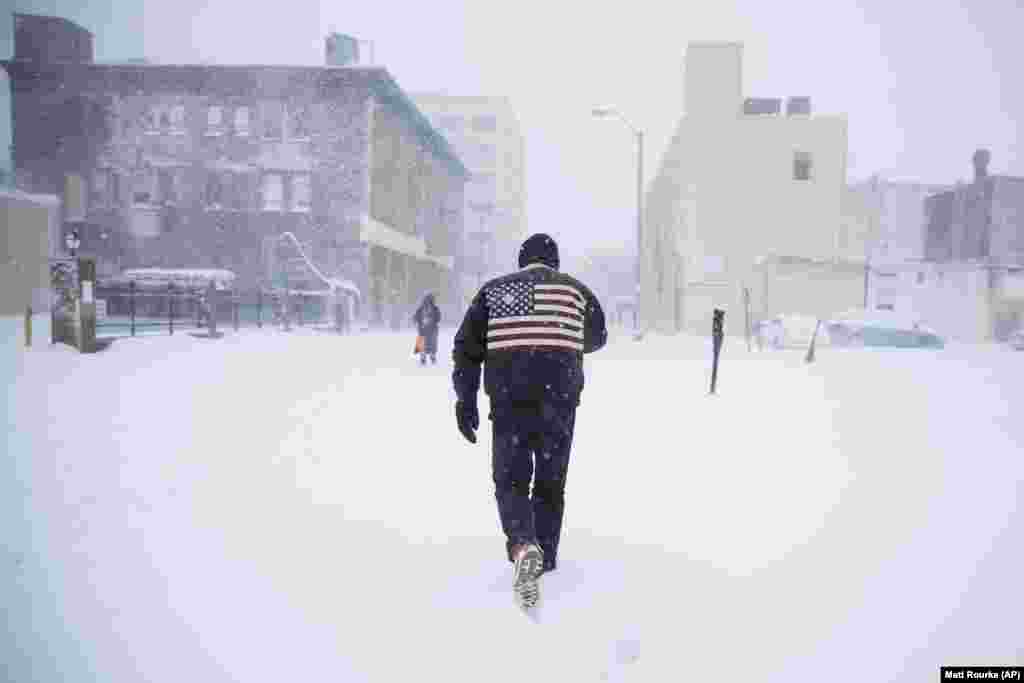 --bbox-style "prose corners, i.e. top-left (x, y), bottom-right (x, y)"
top-left (864, 151), bottom-right (1024, 341)
top-left (923, 151), bottom-right (1024, 265)
top-left (2, 13), bottom-right (468, 327)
